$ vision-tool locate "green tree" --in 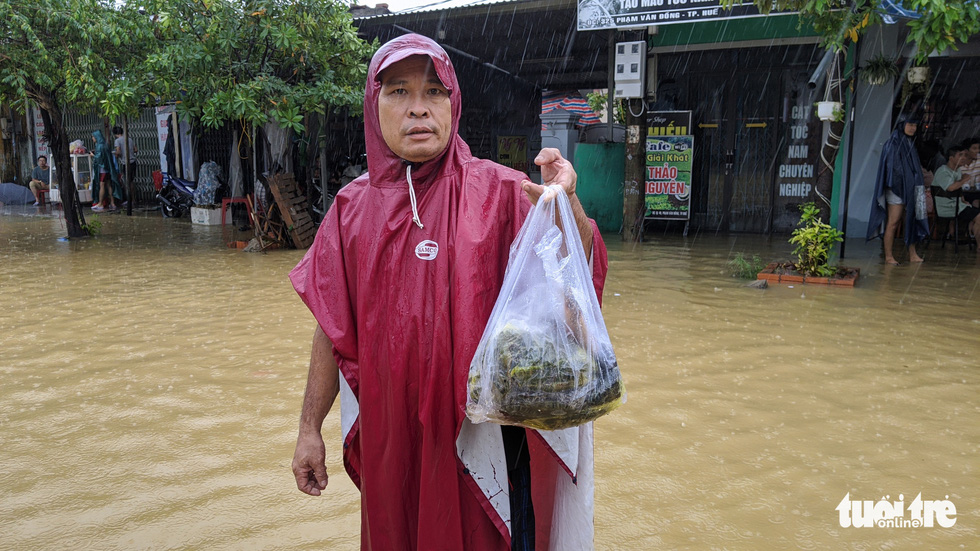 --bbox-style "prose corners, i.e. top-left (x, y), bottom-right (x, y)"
top-left (0, 0), bottom-right (154, 237)
top-left (723, 1), bottom-right (980, 59)
top-left (140, 0), bottom-right (374, 137)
